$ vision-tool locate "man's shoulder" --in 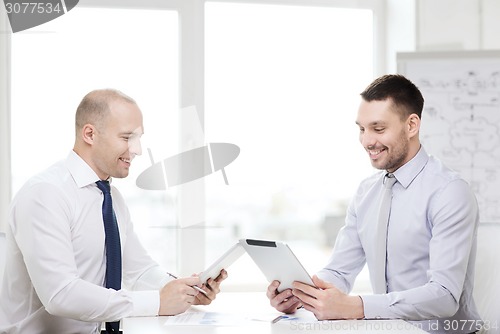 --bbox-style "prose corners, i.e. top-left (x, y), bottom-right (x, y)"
top-left (425, 155), bottom-right (465, 184)
top-left (354, 170), bottom-right (385, 196)
top-left (16, 159), bottom-right (72, 196)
